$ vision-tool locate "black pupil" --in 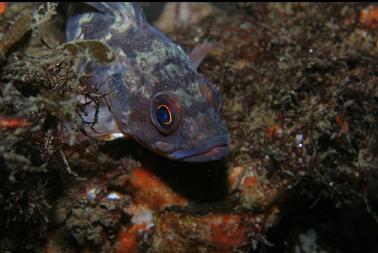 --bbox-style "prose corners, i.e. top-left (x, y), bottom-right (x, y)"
top-left (156, 106), bottom-right (171, 126)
